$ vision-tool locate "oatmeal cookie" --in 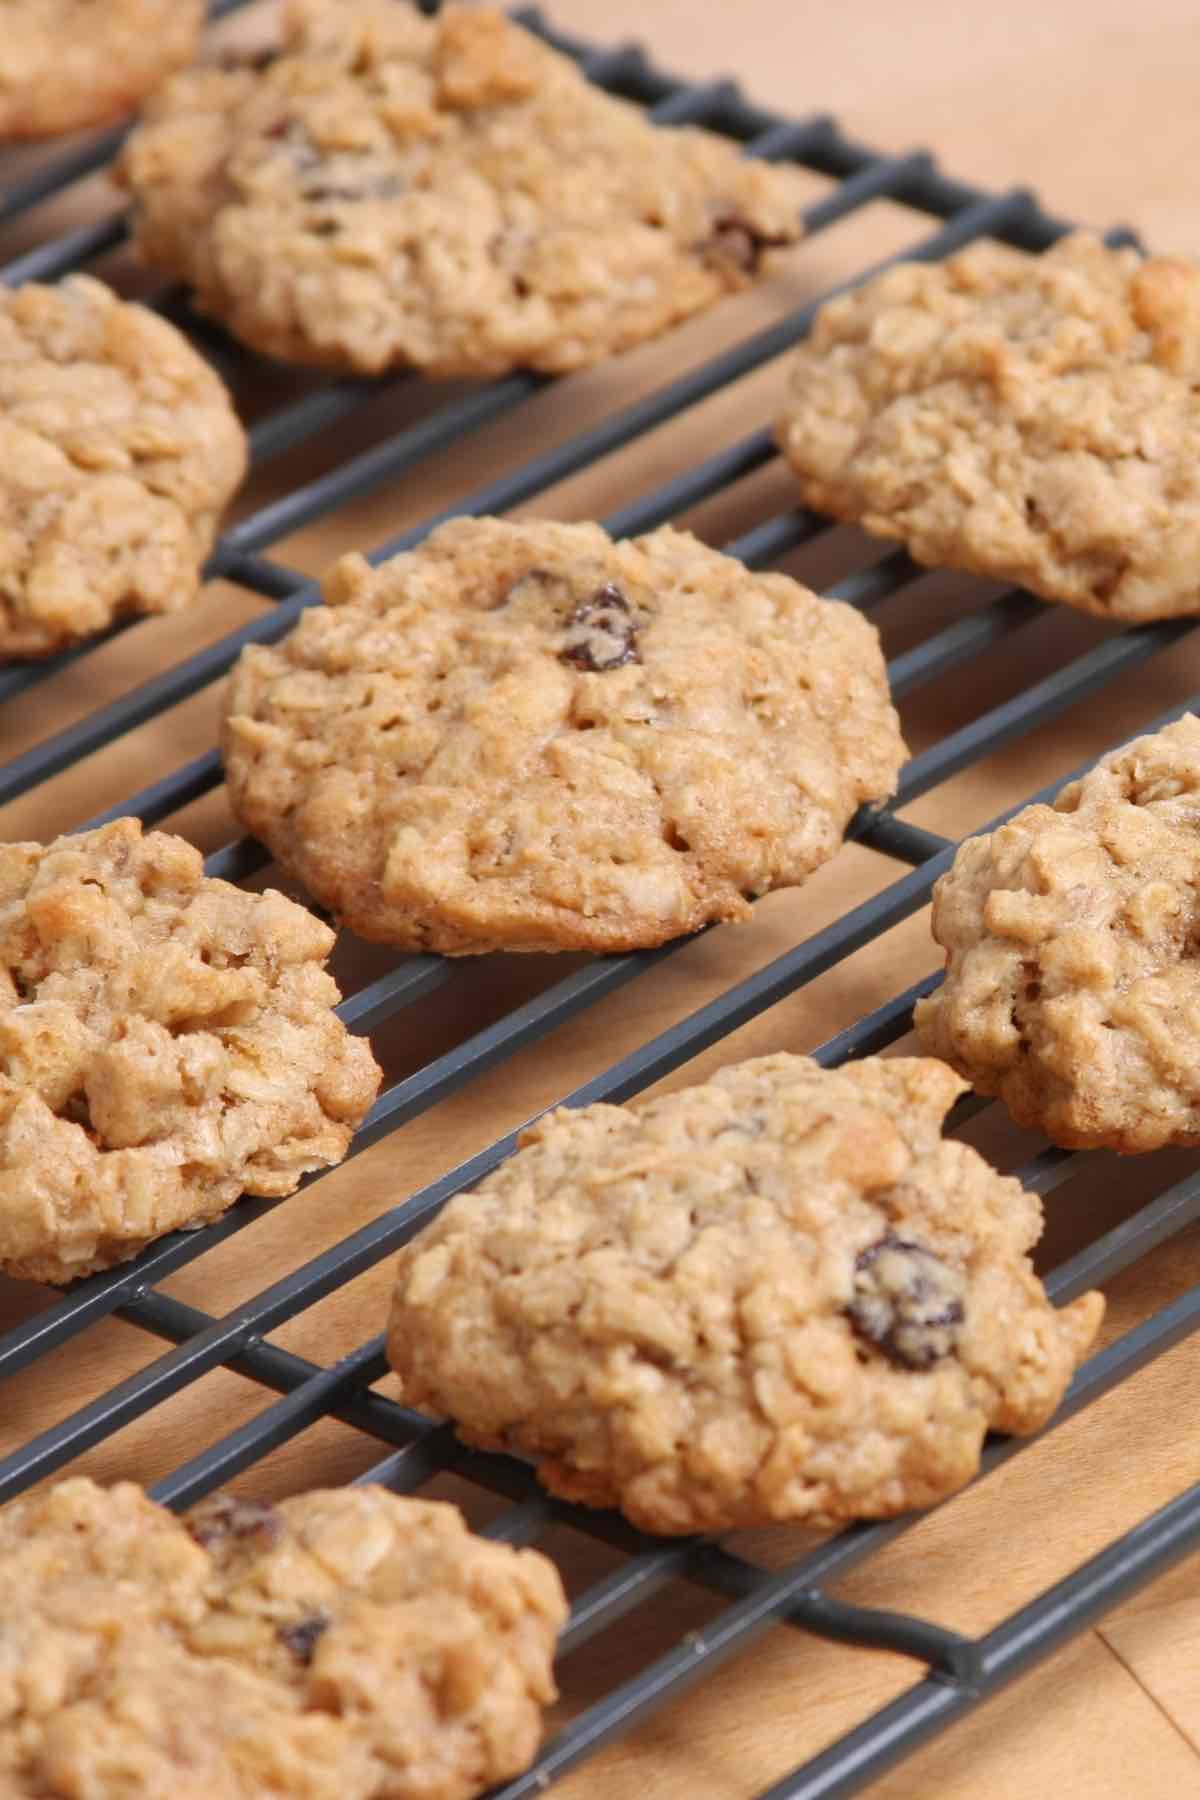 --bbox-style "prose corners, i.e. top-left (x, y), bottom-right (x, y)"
top-left (917, 713), bottom-right (1200, 1151)
top-left (115, 0), bottom-right (807, 376)
top-left (221, 516), bottom-right (906, 955)
top-left (0, 275), bottom-right (246, 659)
top-left (387, 1052), bottom-right (1102, 1534)
top-left (0, 817), bottom-right (381, 1284)
top-left (777, 233), bottom-right (1200, 621)
top-left (0, 1478), bottom-right (566, 1799)
top-left (0, 0), bottom-right (204, 140)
